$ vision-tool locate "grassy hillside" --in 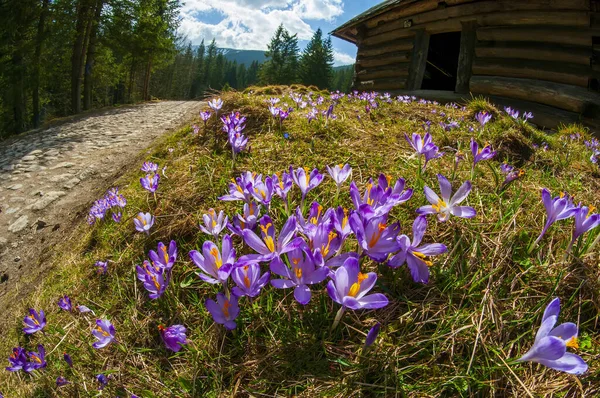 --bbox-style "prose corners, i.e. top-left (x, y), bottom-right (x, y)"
top-left (2, 86), bottom-right (599, 397)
